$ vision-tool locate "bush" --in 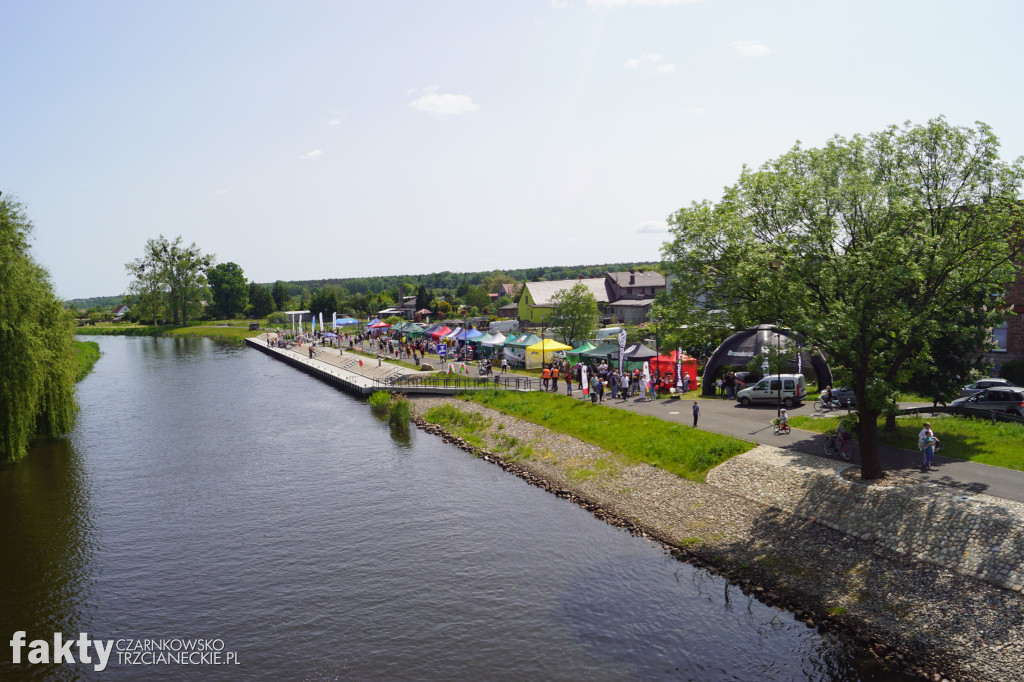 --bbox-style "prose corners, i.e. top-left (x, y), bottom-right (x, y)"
top-left (368, 391), bottom-right (391, 408)
top-left (999, 358), bottom-right (1024, 386)
top-left (388, 396), bottom-right (410, 429)
top-left (266, 311), bottom-right (289, 325)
